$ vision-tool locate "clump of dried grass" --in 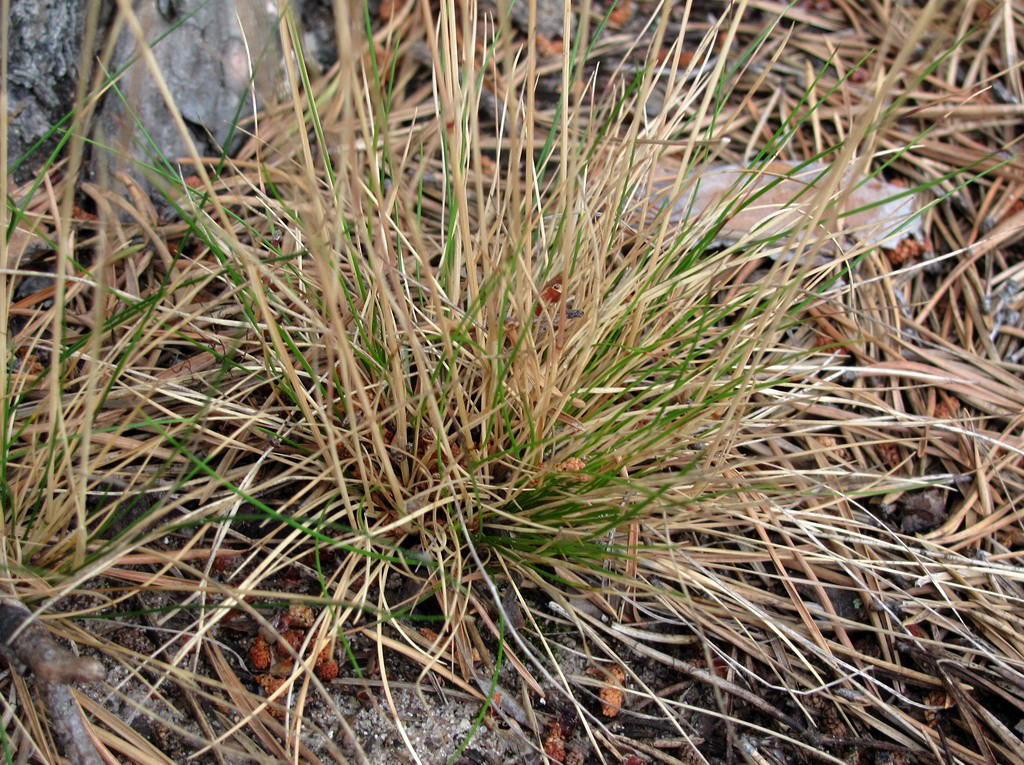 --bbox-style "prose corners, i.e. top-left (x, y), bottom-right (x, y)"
top-left (2, 0), bottom-right (1024, 763)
